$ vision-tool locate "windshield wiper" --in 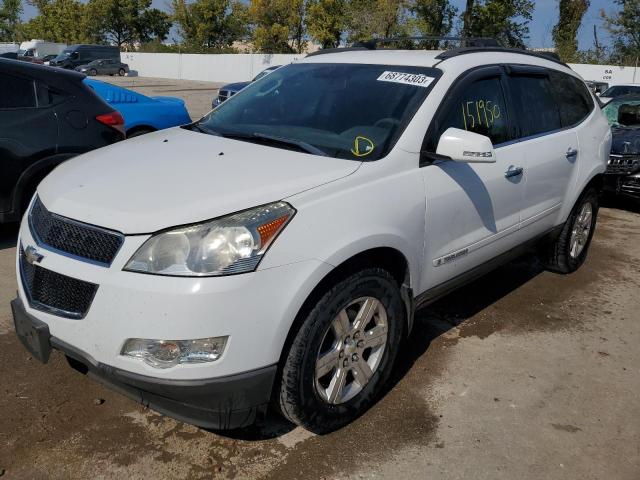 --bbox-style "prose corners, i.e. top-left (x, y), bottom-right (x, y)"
top-left (220, 131), bottom-right (328, 157)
